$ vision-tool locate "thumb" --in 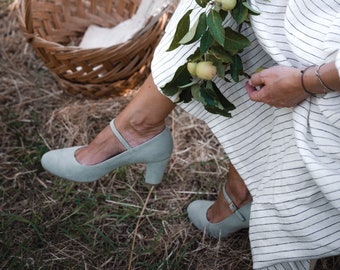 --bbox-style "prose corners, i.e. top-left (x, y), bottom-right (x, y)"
top-left (245, 81), bottom-right (262, 102)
